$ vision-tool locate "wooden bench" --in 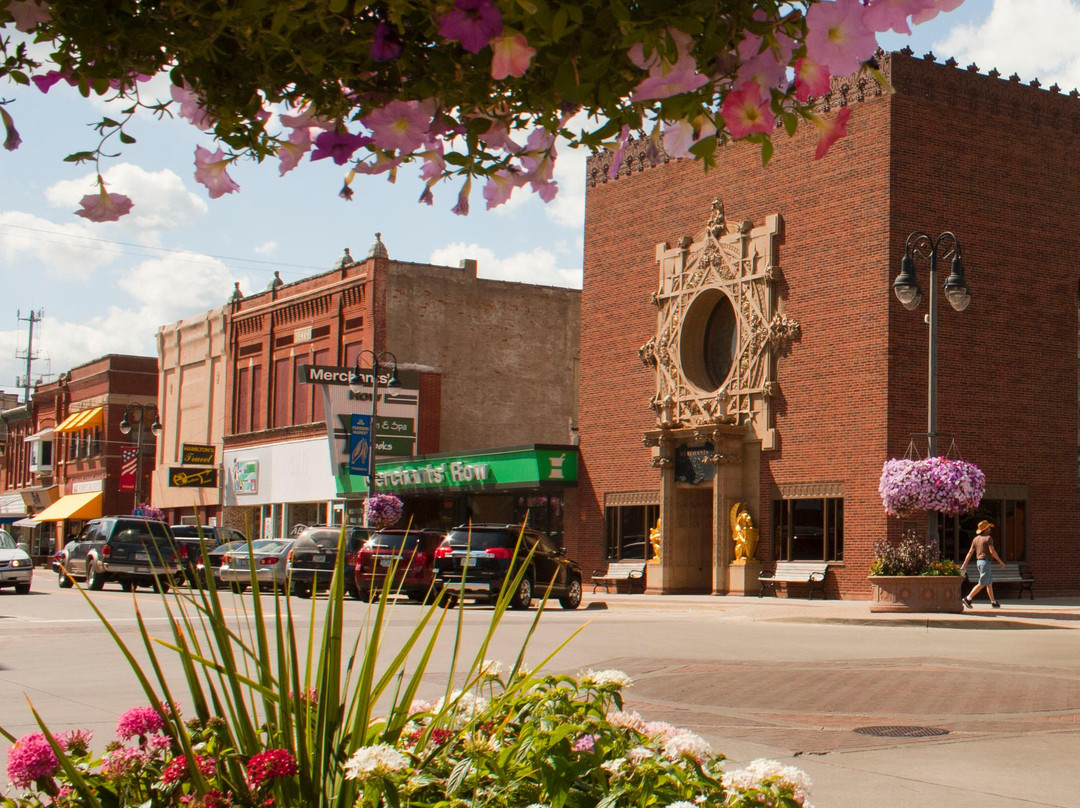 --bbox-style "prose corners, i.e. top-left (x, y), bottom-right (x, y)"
top-left (758, 561), bottom-right (829, 599)
top-left (591, 560), bottom-right (647, 594)
top-left (963, 561), bottom-right (1034, 599)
